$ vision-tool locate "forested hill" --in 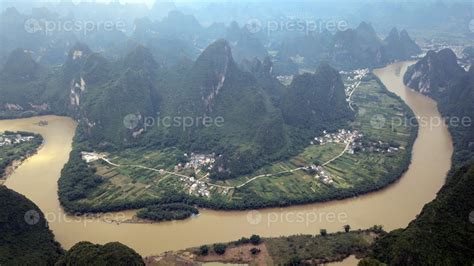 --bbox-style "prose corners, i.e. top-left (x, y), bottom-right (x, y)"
top-left (0, 185), bottom-right (145, 265)
top-left (367, 163), bottom-right (474, 265)
top-left (404, 48), bottom-right (474, 167)
top-left (0, 186), bottom-right (63, 265)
